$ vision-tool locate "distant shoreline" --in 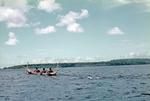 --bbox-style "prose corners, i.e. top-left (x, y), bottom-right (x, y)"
top-left (3, 58), bottom-right (150, 69)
